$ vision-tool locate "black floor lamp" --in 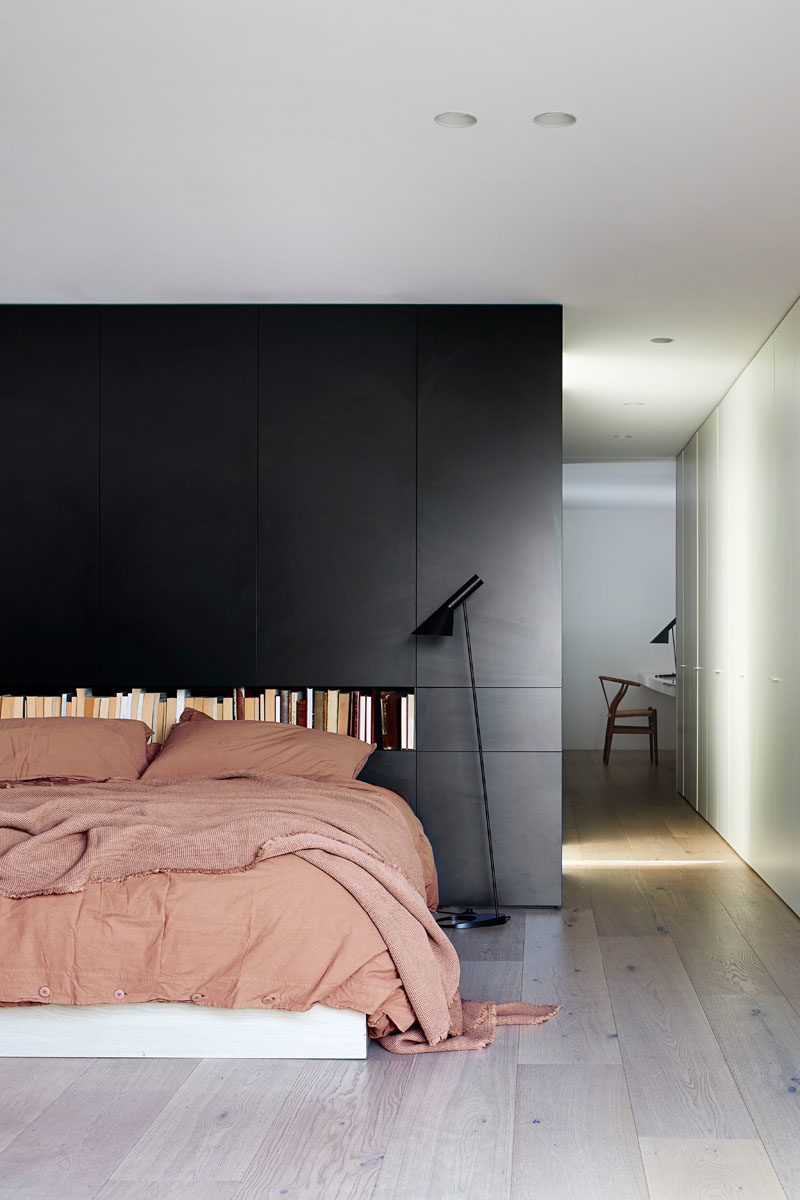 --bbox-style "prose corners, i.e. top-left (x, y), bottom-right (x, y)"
top-left (413, 575), bottom-right (509, 930)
